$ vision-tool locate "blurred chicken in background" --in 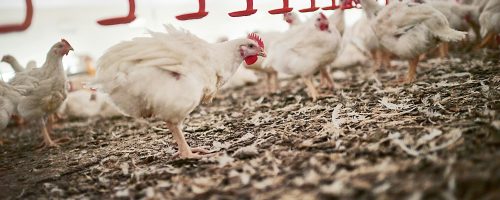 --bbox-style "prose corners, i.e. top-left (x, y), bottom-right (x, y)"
top-left (263, 13), bottom-right (341, 101)
top-left (57, 89), bottom-right (123, 119)
top-left (423, 0), bottom-right (480, 57)
top-left (2, 55), bottom-right (37, 73)
top-left (363, 0), bottom-right (467, 83)
top-left (476, 0), bottom-right (500, 49)
top-left (8, 40), bottom-right (73, 148)
top-left (242, 12), bottom-right (304, 93)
